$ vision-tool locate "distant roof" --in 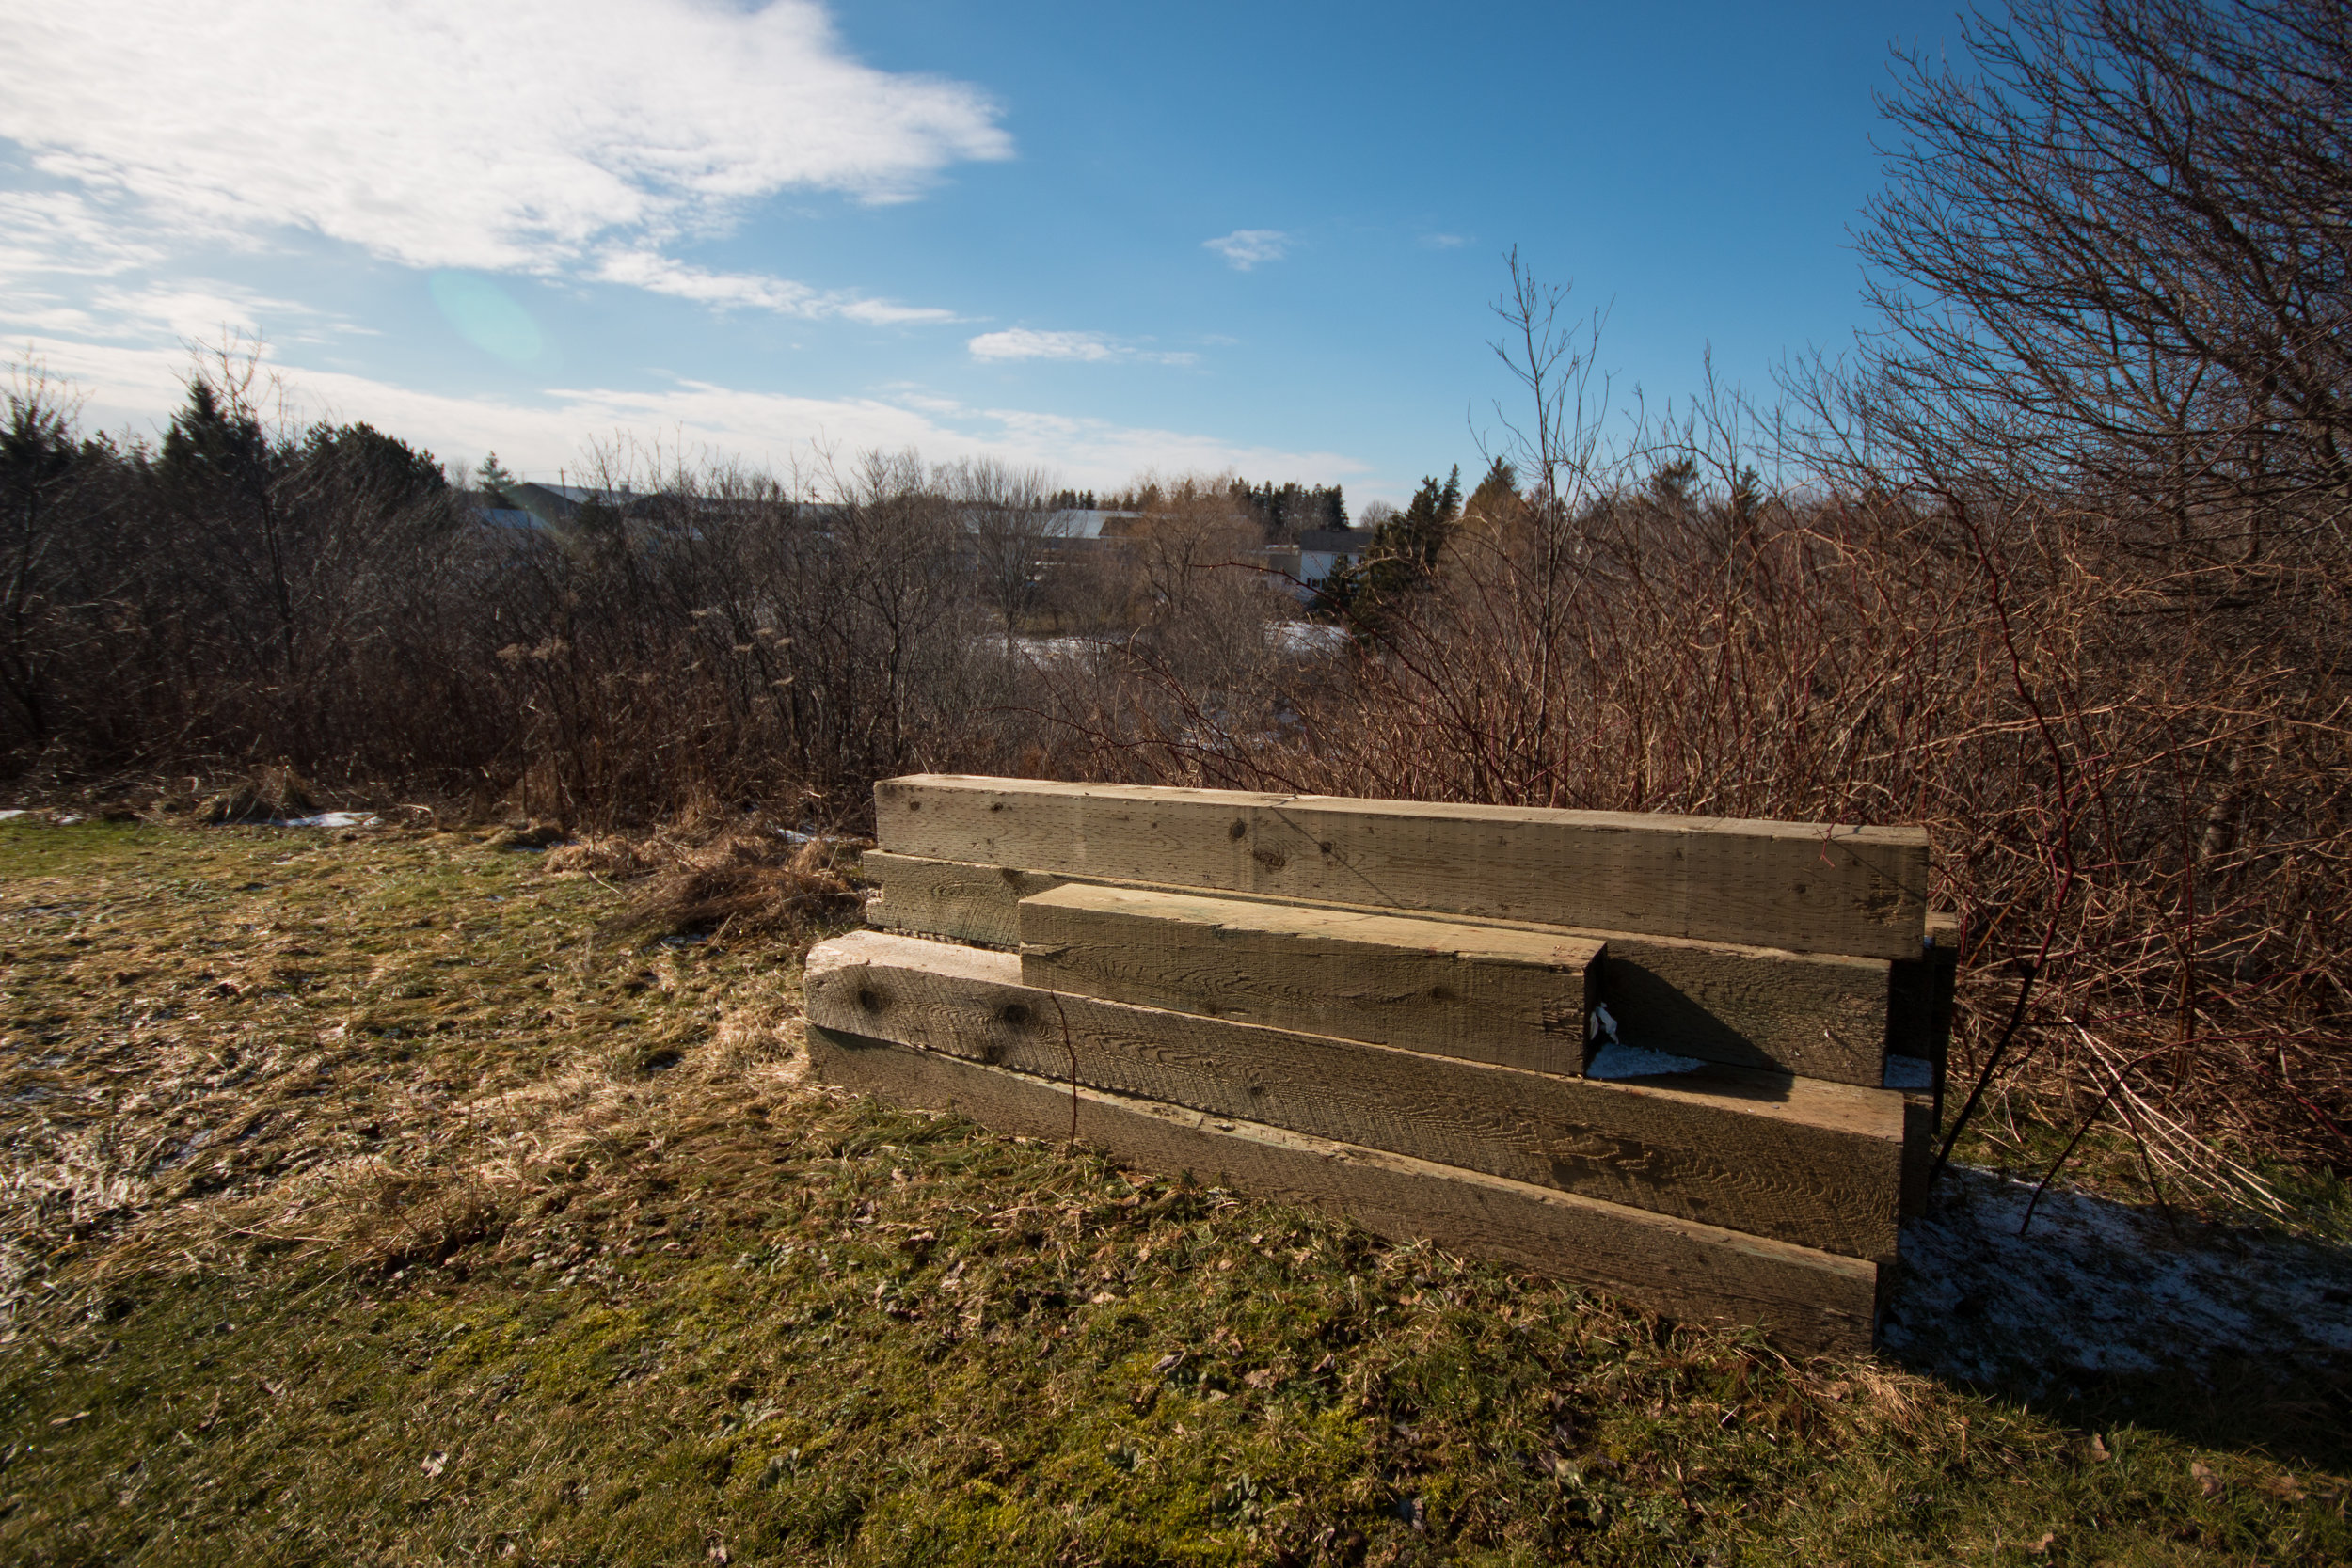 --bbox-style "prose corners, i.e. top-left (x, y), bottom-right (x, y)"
top-left (1295, 528), bottom-right (1371, 551)
top-left (1042, 509), bottom-right (1144, 540)
top-left (476, 507), bottom-right (546, 532)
